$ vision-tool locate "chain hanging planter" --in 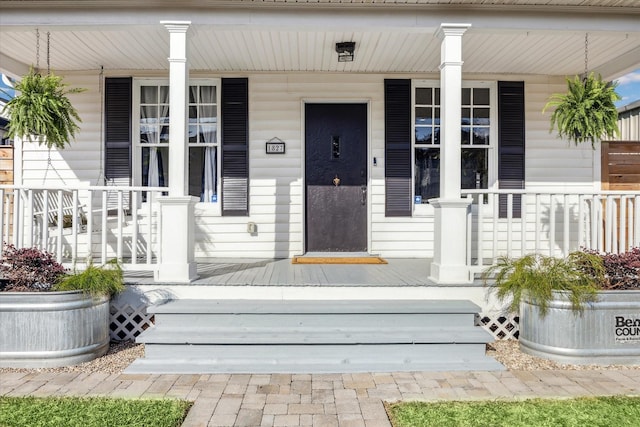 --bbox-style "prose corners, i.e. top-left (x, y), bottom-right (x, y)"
top-left (543, 34), bottom-right (621, 148)
top-left (1, 30), bottom-right (85, 149)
